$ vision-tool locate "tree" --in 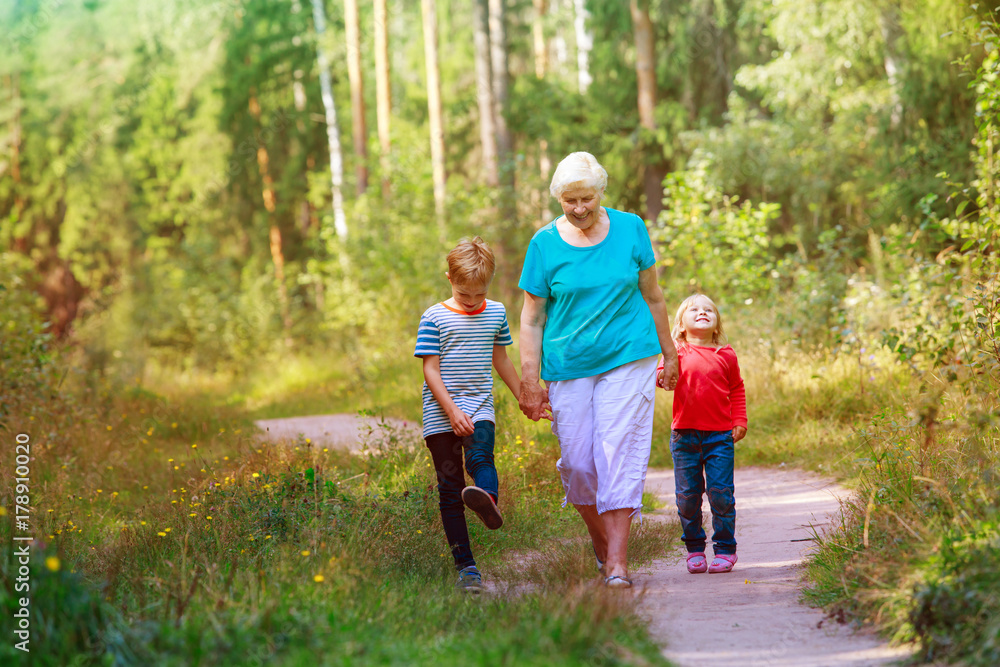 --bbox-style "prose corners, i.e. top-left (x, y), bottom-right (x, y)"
top-left (374, 0), bottom-right (391, 199)
top-left (630, 0), bottom-right (664, 223)
top-left (344, 0), bottom-right (368, 194)
top-left (573, 0), bottom-right (592, 94)
top-left (309, 0), bottom-right (348, 239)
top-left (473, 0), bottom-right (498, 187)
top-left (421, 0), bottom-right (446, 231)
